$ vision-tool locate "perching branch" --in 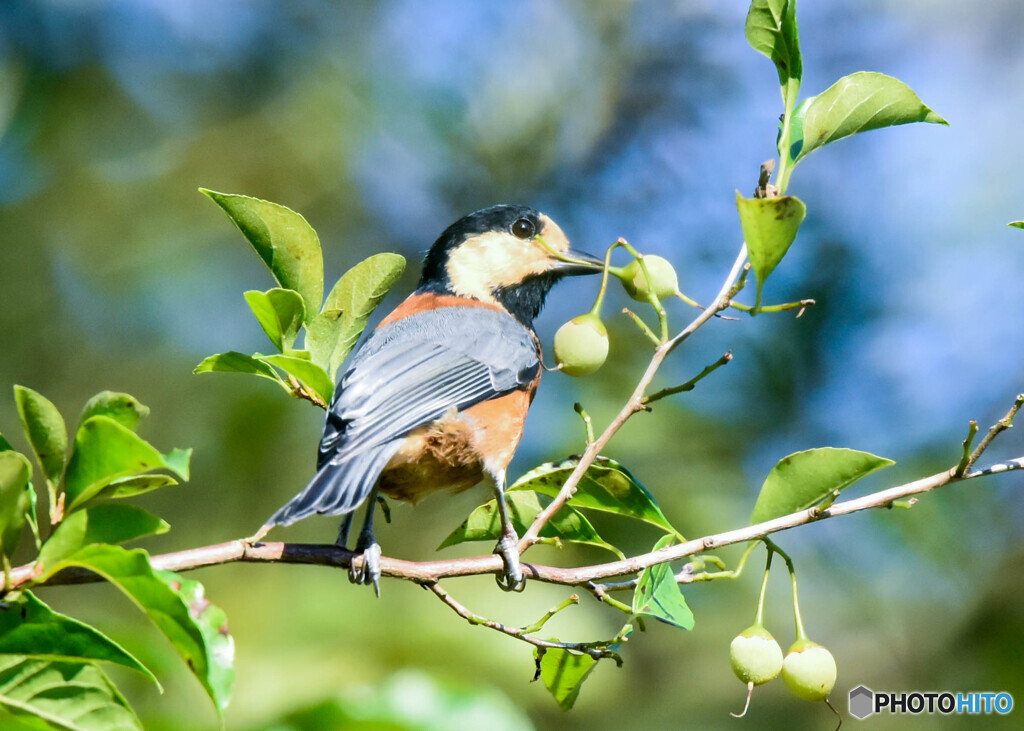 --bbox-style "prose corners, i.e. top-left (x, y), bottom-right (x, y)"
top-left (12, 452), bottom-right (1021, 591)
